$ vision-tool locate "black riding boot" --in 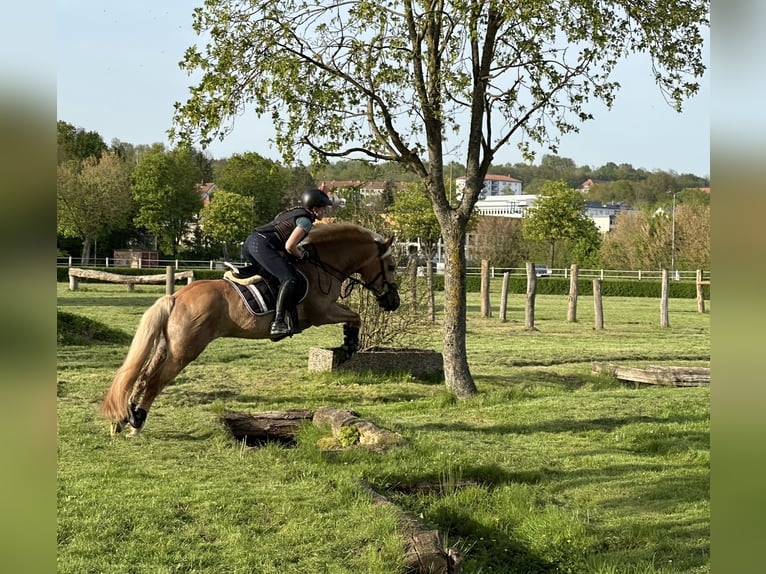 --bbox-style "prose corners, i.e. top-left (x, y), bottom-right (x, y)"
top-left (270, 281), bottom-right (294, 337)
